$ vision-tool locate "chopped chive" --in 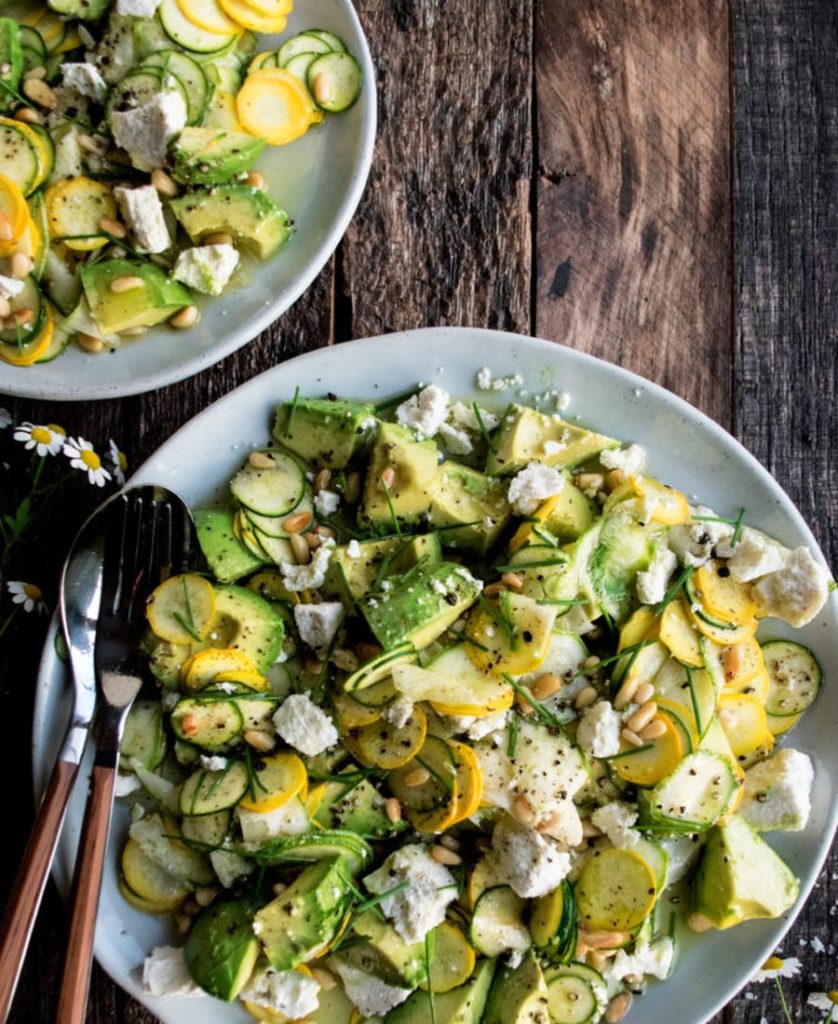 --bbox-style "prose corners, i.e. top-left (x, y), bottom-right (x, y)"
top-left (374, 384), bottom-right (421, 411)
top-left (653, 565), bottom-right (694, 618)
top-left (536, 597), bottom-right (588, 607)
top-left (284, 386), bottom-right (301, 437)
top-left (414, 754), bottom-right (454, 793)
top-left (507, 711), bottom-right (520, 757)
top-left (729, 507), bottom-right (746, 548)
top-left (600, 743), bottom-right (655, 760)
top-left (382, 481), bottom-right (402, 539)
top-left (502, 673), bottom-right (567, 733)
top-left (447, 628), bottom-right (489, 653)
top-left (477, 592), bottom-right (516, 647)
top-left (684, 666), bottom-right (703, 735)
top-left (352, 880), bottom-right (411, 917)
top-left (581, 639), bottom-right (652, 674)
top-left (472, 402), bottom-right (496, 452)
top-left (425, 932), bottom-right (437, 1024)
top-left (531, 526), bottom-right (559, 548)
